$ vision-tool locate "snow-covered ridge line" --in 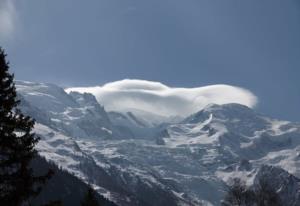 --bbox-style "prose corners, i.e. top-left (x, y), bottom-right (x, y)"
top-left (16, 80), bottom-right (300, 206)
